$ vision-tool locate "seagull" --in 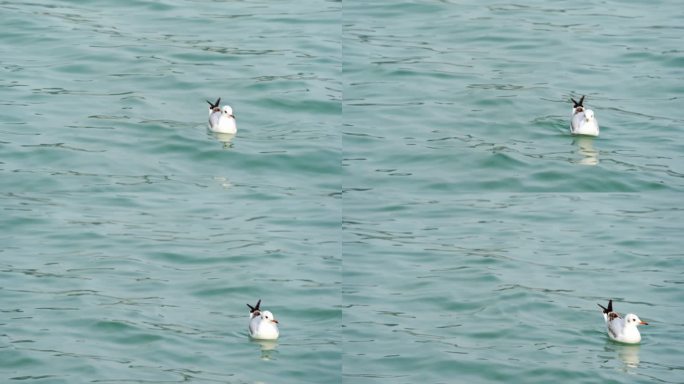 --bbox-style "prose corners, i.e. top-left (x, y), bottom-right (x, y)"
top-left (598, 299), bottom-right (648, 344)
top-left (570, 95), bottom-right (599, 137)
top-left (247, 299), bottom-right (279, 340)
top-left (207, 97), bottom-right (237, 134)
